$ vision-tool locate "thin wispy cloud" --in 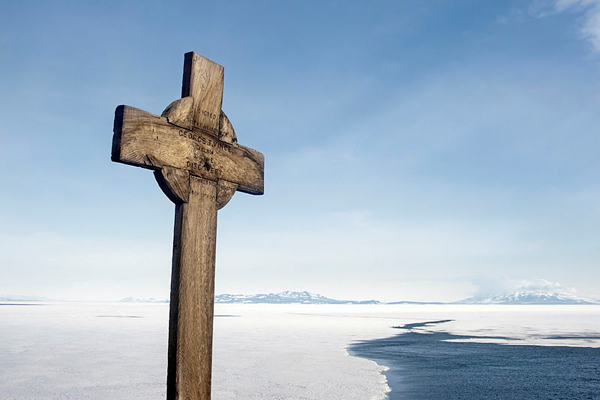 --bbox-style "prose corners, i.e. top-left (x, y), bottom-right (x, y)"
top-left (533, 0), bottom-right (600, 54)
